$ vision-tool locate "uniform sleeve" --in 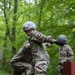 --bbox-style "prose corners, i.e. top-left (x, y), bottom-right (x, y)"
top-left (43, 43), bottom-right (51, 48)
top-left (10, 48), bottom-right (25, 63)
top-left (32, 32), bottom-right (55, 43)
top-left (10, 42), bottom-right (30, 63)
top-left (67, 46), bottom-right (74, 61)
top-left (10, 42), bottom-right (32, 71)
